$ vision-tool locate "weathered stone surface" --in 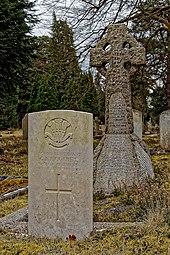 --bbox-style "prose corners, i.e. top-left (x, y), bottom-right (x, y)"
top-left (160, 110), bottom-right (170, 150)
top-left (22, 113), bottom-right (28, 140)
top-left (28, 110), bottom-right (93, 240)
top-left (133, 110), bottom-right (142, 140)
top-left (90, 24), bottom-right (154, 193)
